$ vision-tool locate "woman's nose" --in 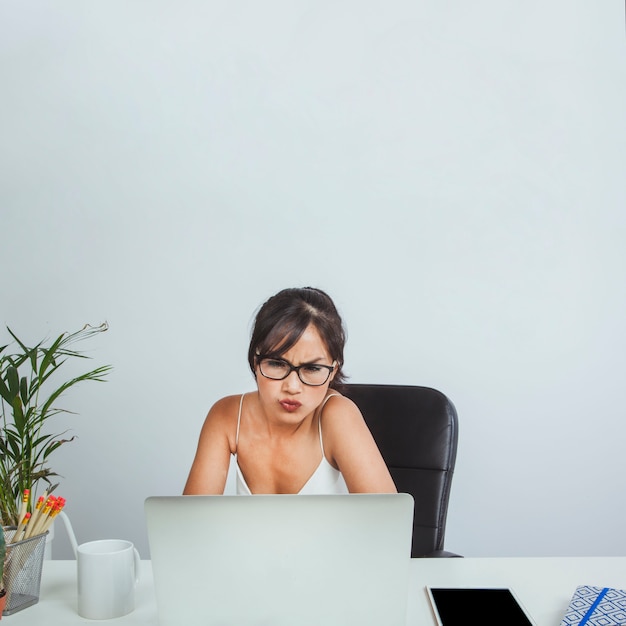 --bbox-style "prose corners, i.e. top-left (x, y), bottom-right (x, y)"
top-left (282, 369), bottom-right (302, 391)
